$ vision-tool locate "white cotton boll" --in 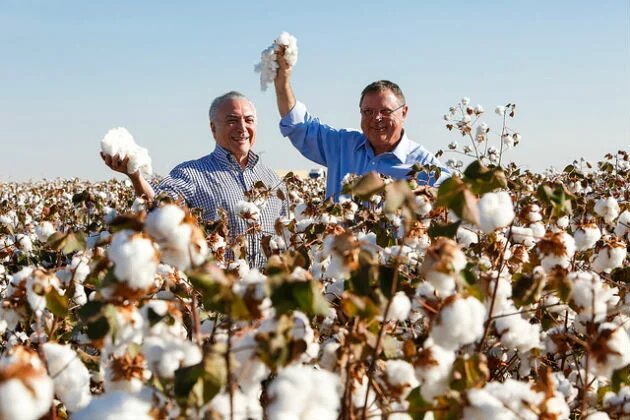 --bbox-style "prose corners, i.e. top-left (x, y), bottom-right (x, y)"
top-left (24, 269), bottom-right (61, 314)
top-left (385, 359), bottom-right (419, 398)
top-left (484, 272), bottom-right (519, 317)
top-left (544, 392), bottom-right (570, 419)
top-left (101, 127), bottom-right (131, 157)
top-left (107, 230), bottom-right (158, 290)
top-left (43, 342), bottom-right (92, 411)
top-left (553, 372), bottom-right (578, 404)
top-left (266, 364), bottom-right (341, 420)
top-left (142, 335), bottom-right (202, 379)
top-left (424, 272), bottom-right (455, 297)
top-left (102, 306), bottom-right (145, 357)
top-left (475, 123), bottom-right (488, 139)
top-left (70, 255), bottom-right (92, 284)
top-left (127, 145), bottom-right (152, 176)
top-left (35, 221), bottom-right (55, 242)
top-left (235, 200), bottom-right (261, 224)
top-left (73, 391), bottom-right (153, 420)
top-left (495, 314), bottom-right (541, 353)
top-left (604, 386), bottom-right (630, 414)
top-left (529, 221), bottom-right (545, 239)
top-left (255, 31), bottom-right (298, 91)
top-left (590, 323), bottom-right (630, 379)
top-left (421, 238), bottom-right (467, 298)
top-left (255, 45), bottom-right (279, 92)
top-left (414, 343), bottom-right (455, 401)
top-left (145, 205), bottom-right (209, 270)
top-left (388, 292), bottom-right (411, 322)
top-left (585, 413), bottom-right (610, 420)
top-left (351, 378), bottom-right (378, 415)
top-left (570, 271), bottom-right (617, 324)
top-left (574, 225), bottom-right (602, 251)
top-left (131, 197), bottom-right (146, 213)
top-left (502, 134), bottom-right (514, 149)
top-left (100, 127), bottom-right (153, 178)
top-left (16, 234), bottom-right (33, 253)
top-left (291, 311), bottom-right (315, 343)
top-left (456, 226), bottom-right (478, 247)
top-left (557, 216), bottom-right (570, 229)
top-left (430, 296), bottom-right (486, 350)
top-left (461, 97), bottom-right (470, 106)
top-left (74, 284), bottom-right (88, 306)
top-left (495, 106), bottom-right (506, 116)
top-left (478, 191), bottom-right (515, 233)
top-left (415, 195), bottom-right (432, 216)
top-left (511, 226), bottom-right (536, 247)
top-left (525, 205), bottom-right (542, 222)
top-left (614, 210), bottom-right (630, 238)
top-left (465, 380), bottom-right (544, 420)
top-left (319, 341), bottom-right (341, 372)
top-left (0, 378), bottom-right (54, 420)
top-left (591, 244), bottom-right (626, 273)
top-left (206, 389), bottom-right (262, 420)
top-left (0, 349), bottom-right (55, 420)
top-left (103, 207), bottom-right (117, 225)
top-left (539, 232), bottom-right (576, 273)
top-left (594, 197), bottom-right (620, 224)
top-left (145, 204), bottom-right (185, 240)
top-left (231, 332), bottom-right (269, 395)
